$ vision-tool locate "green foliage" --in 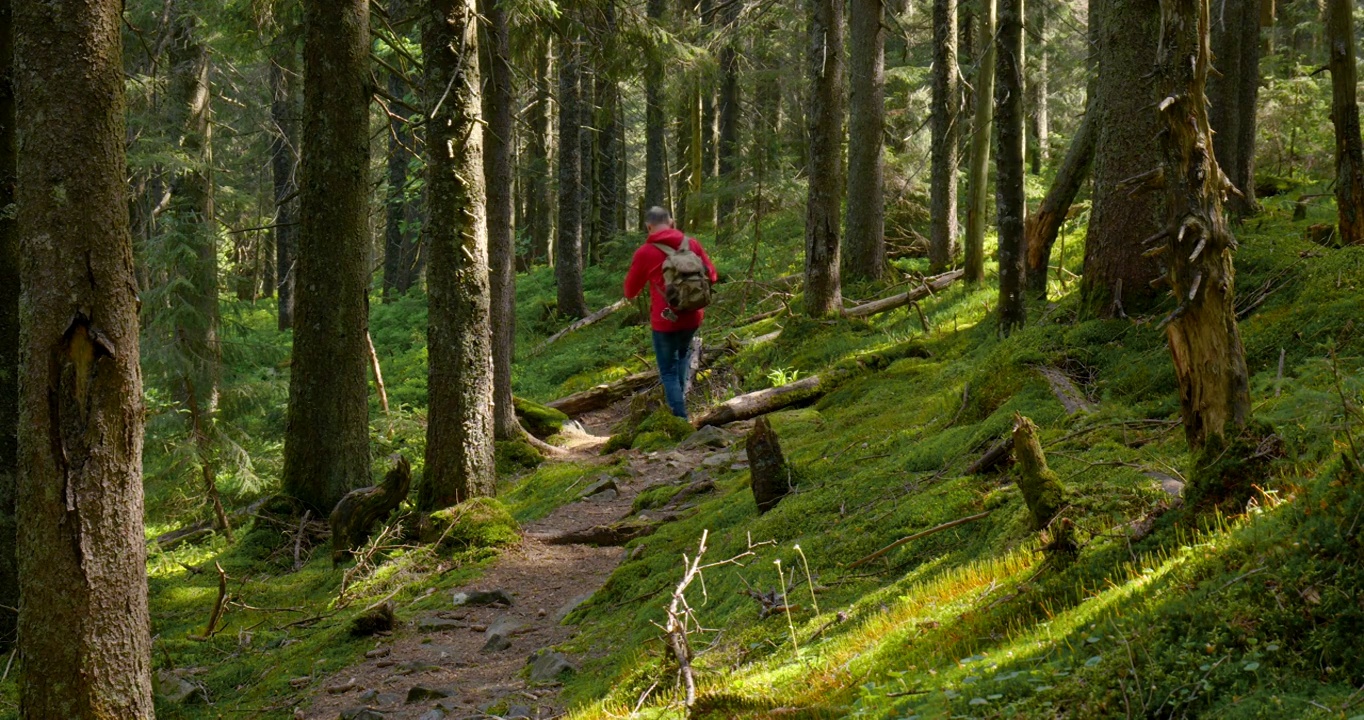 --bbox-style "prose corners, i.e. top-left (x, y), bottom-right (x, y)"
top-left (427, 498), bottom-right (521, 551)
